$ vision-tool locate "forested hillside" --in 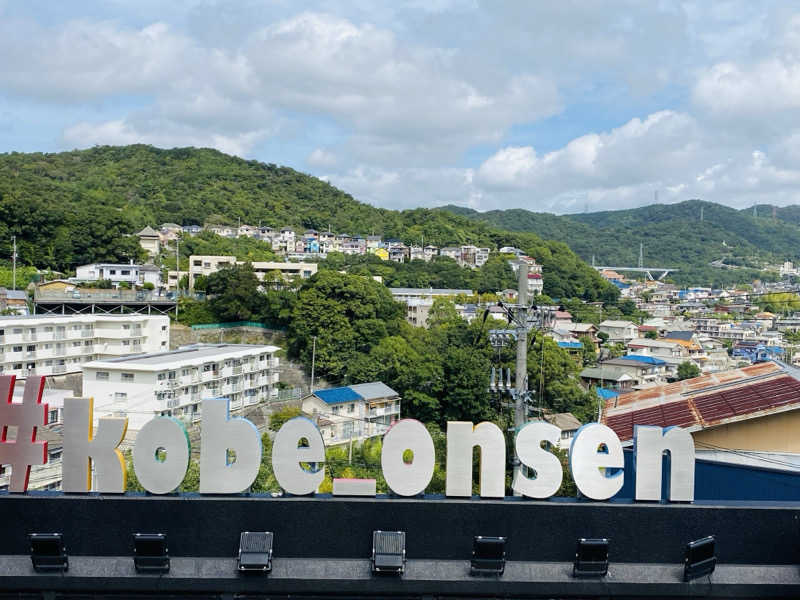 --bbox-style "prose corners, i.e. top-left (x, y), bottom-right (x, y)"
top-left (441, 200), bottom-right (800, 286)
top-left (0, 145), bottom-right (616, 301)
